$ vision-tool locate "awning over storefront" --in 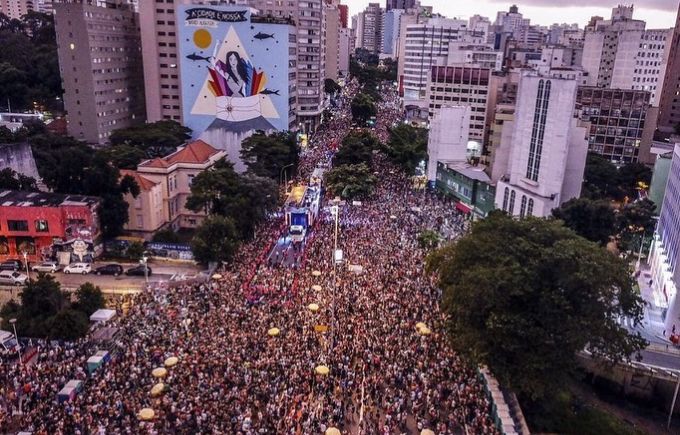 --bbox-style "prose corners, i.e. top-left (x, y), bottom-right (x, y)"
top-left (455, 202), bottom-right (472, 214)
